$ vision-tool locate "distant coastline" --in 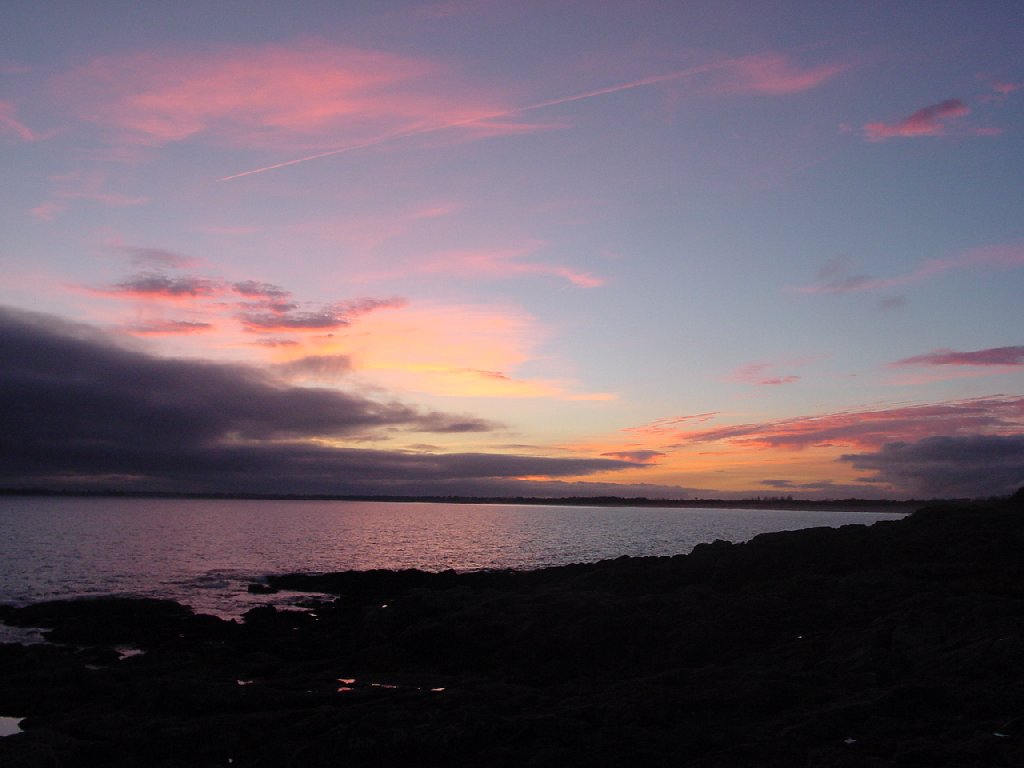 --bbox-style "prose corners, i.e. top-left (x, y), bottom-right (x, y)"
top-left (0, 486), bottom-right (929, 513)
